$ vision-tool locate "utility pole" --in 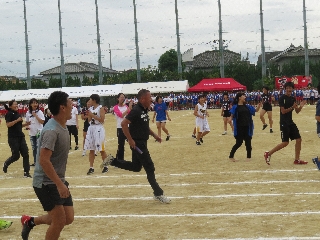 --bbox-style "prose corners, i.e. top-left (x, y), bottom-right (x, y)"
top-left (218, 0), bottom-right (224, 78)
top-left (109, 43), bottom-right (112, 69)
top-left (23, 0), bottom-right (31, 89)
top-left (95, 0), bottom-right (103, 84)
top-left (133, 0), bottom-right (141, 82)
top-left (58, 0), bottom-right (66, 87)
top-left (303, 0), bottom-right (309, 77)
top-left (260, 0), bottom-right (266, 81)
top-left (175, 0), bottom-right (182, 79)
